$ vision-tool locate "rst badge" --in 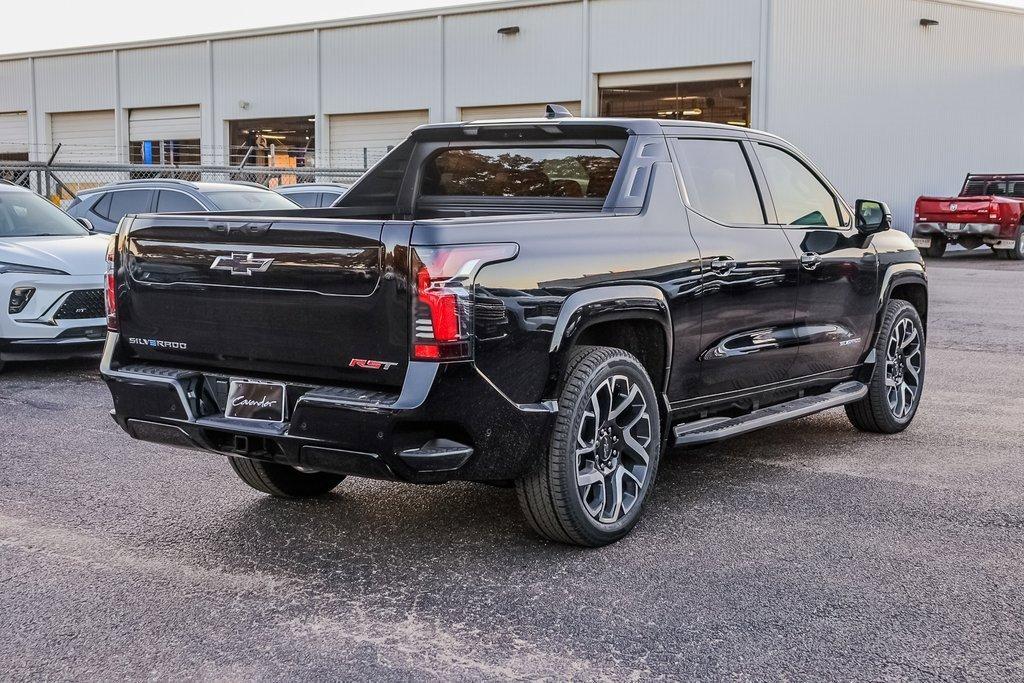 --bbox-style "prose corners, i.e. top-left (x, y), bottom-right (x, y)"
top-left (350, 358), bottom-right (399, 371)
top-left (210, 253), bottom-right (275, 276)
